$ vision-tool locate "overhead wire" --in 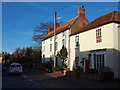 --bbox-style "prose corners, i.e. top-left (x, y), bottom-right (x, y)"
top-left (2, 2), bottom-right (81, 25)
